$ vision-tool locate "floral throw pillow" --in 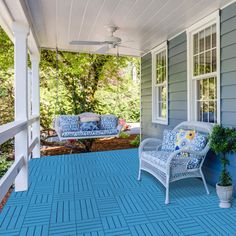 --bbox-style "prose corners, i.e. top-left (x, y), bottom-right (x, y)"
top-left (80, 121), bottom-right (99, 131)
top-left (161, 130), bottom-right (178, 152)
top-left (175, 129), bottom-right (207, 152)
